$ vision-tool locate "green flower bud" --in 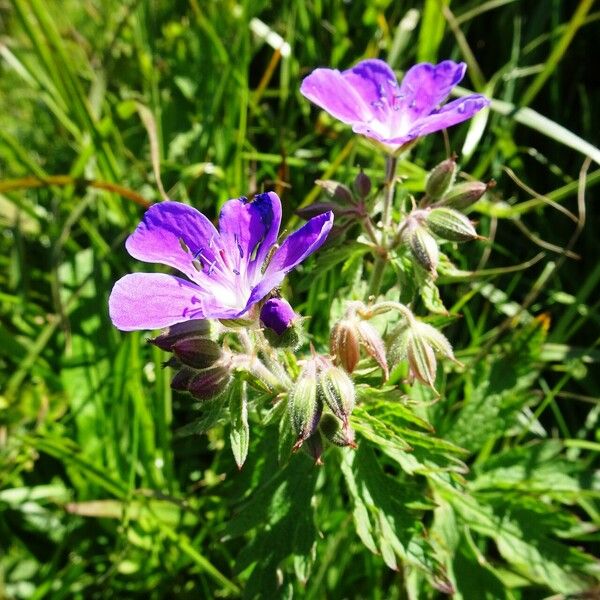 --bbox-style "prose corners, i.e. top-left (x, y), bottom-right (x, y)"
top-left (425, 207), bottom-right (478, 242)
top-left (403, 221), bottom-right (439, 277)
top-left (388, 319), bottom-right (455, 392)
top-left (317, 363), bottom-right (356, 426)
top-left (426, 157), bottom-right (457, 200)
top-left (289, 360), bottom-right (322, 450)
top-left (388, 322), bottom-right (411, 366)
top-left (330, 319), bottom-right (361, 374)
top-left (437, 180), bottom-right (487, 211)
top-left (319, 413), bottom-right (357, 448)
top-left (415, 322), bottom-right (454, 361)
top-left (172, 337), bottom-right (223, 369)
